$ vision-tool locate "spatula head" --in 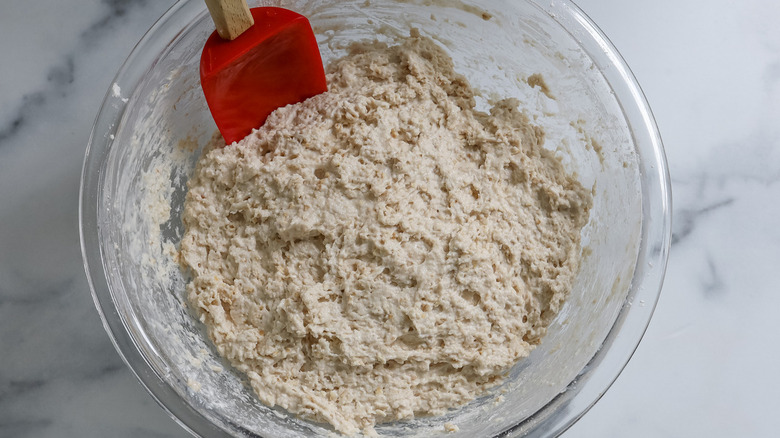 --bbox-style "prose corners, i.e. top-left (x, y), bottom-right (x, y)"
top-left (200, 7), bottom-right (327, 145)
